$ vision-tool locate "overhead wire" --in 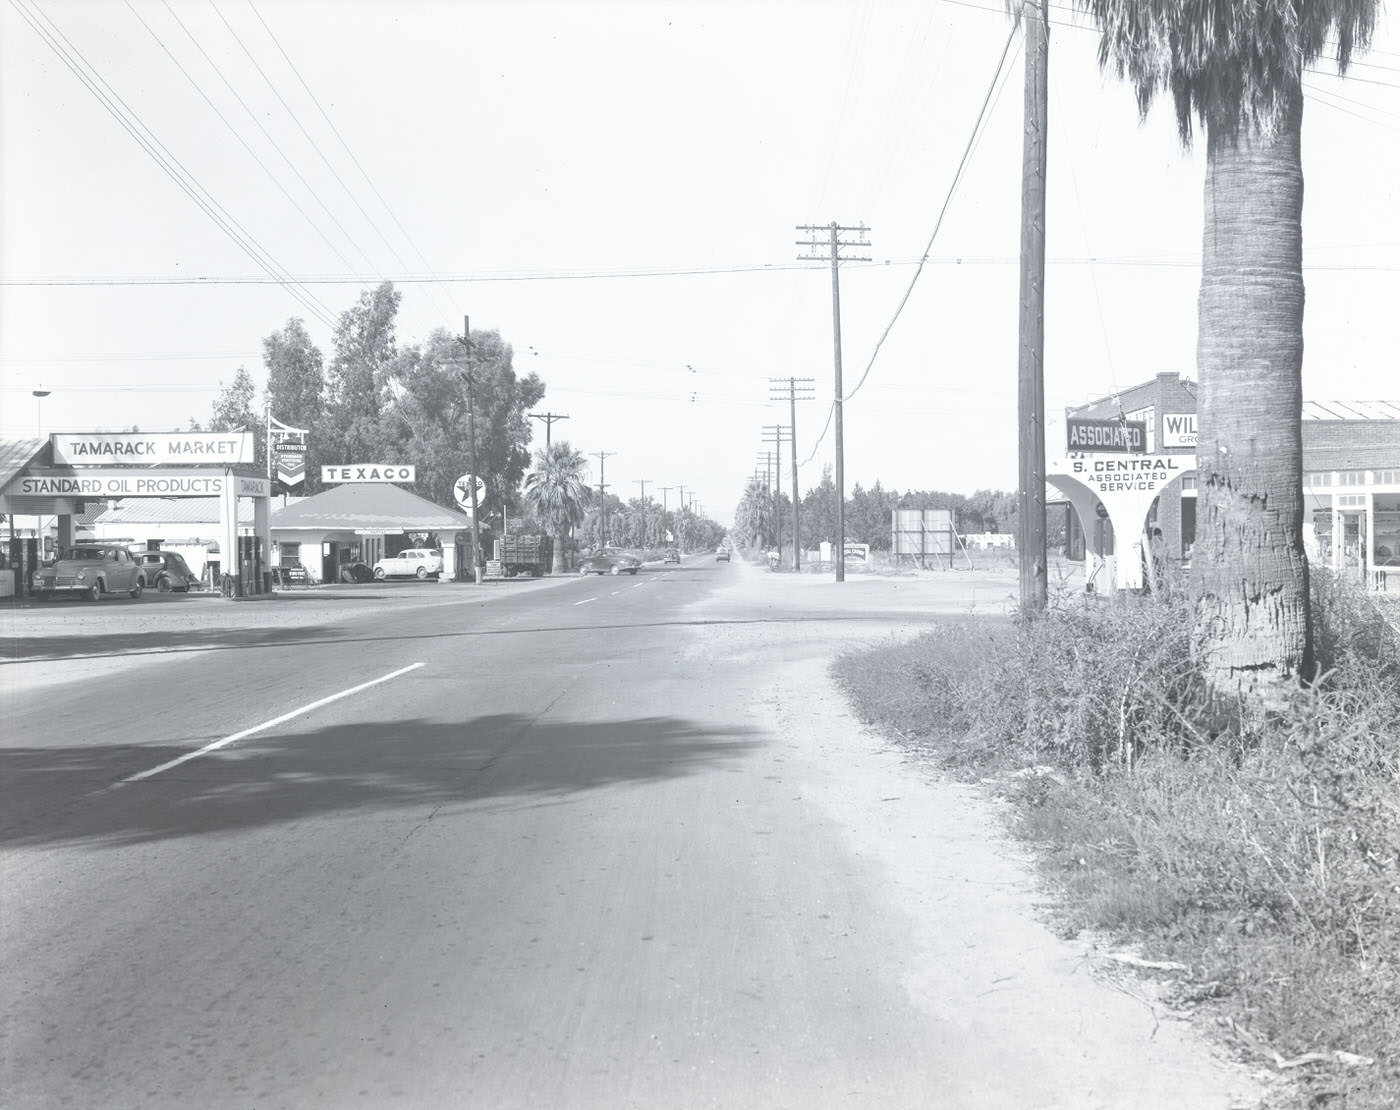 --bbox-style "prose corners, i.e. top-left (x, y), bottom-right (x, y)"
top-left (243, 0), bottom-right (463, 328)
top-left (8, 0), bottom-right (339, 330)
top-left (206, 0), bottom-right (440, 335)
top-left (840, 19), bottom-right (1020, 406)
top-left (126, 1), bottom-right (371, 285)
